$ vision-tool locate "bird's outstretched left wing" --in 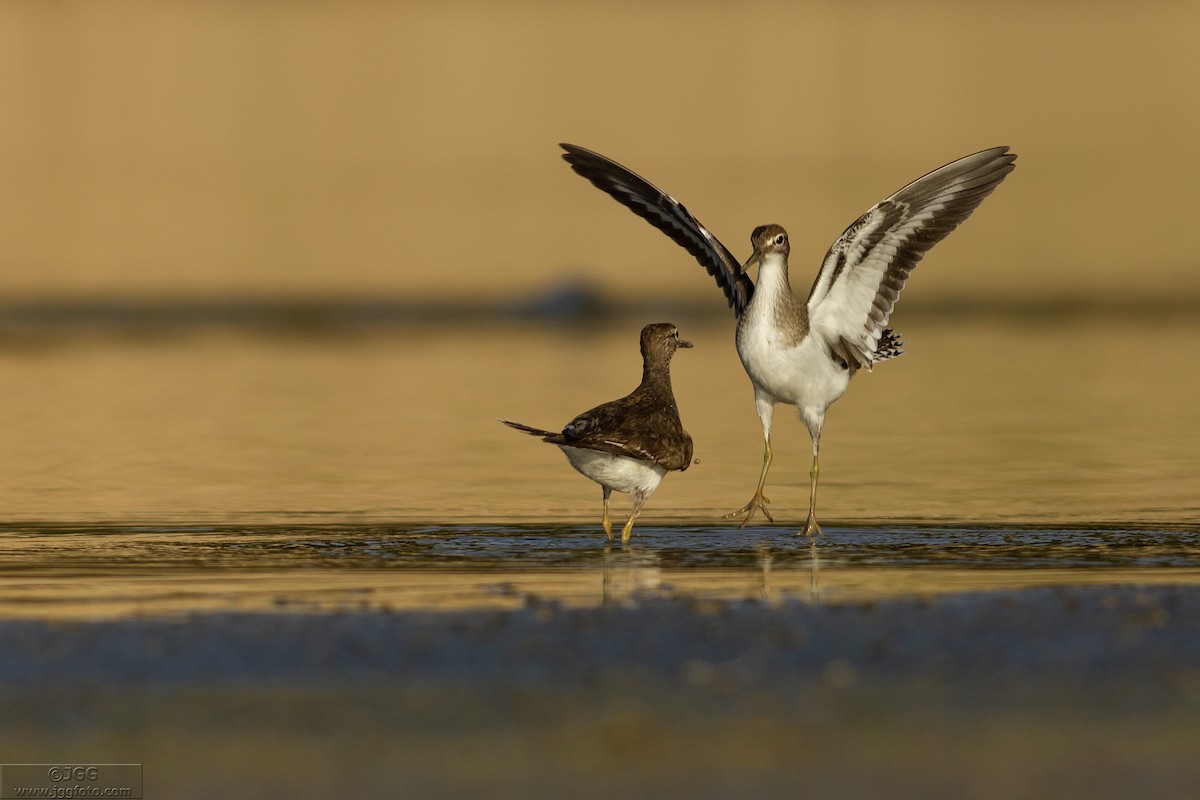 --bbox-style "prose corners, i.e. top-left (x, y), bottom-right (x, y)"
top-left (560, 144), bottom-right (754, 316)
top-left (808, 146), bottom-right (1016, 370)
